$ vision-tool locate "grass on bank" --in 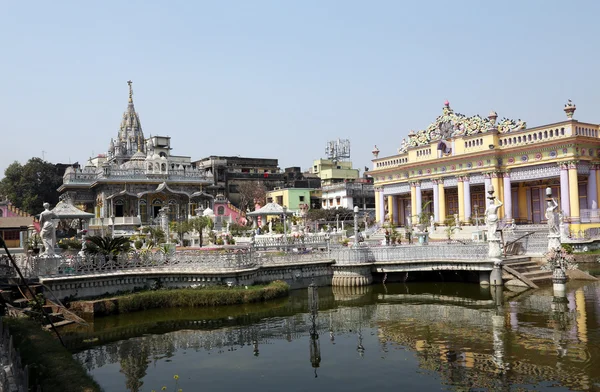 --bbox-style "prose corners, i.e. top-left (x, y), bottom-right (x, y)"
top-left (4, 317), bottom-right (101, 392)
top-left (74, 280), bottom-right (290, 315)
